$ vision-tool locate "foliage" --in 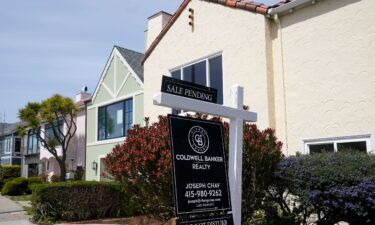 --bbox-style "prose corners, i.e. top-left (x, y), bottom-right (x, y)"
top-left (105, 115), bottom-right (283, 222)
top-left (2, 177), bottom-right (29, 196)
top-left (73, 166), bottom-right (85, 181)
top-left (18, 94), bottom-right (78, 182)
top-left (267, 150), bottom-right (375, 225)
top-left (50, 174), bottom-right (60, 183)
top-left (26, 176), bottom-right (43, 194)
top-left (30, 181), bottom-right (138, 224)
top-left (0, 165), bottom-right (21, 189)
